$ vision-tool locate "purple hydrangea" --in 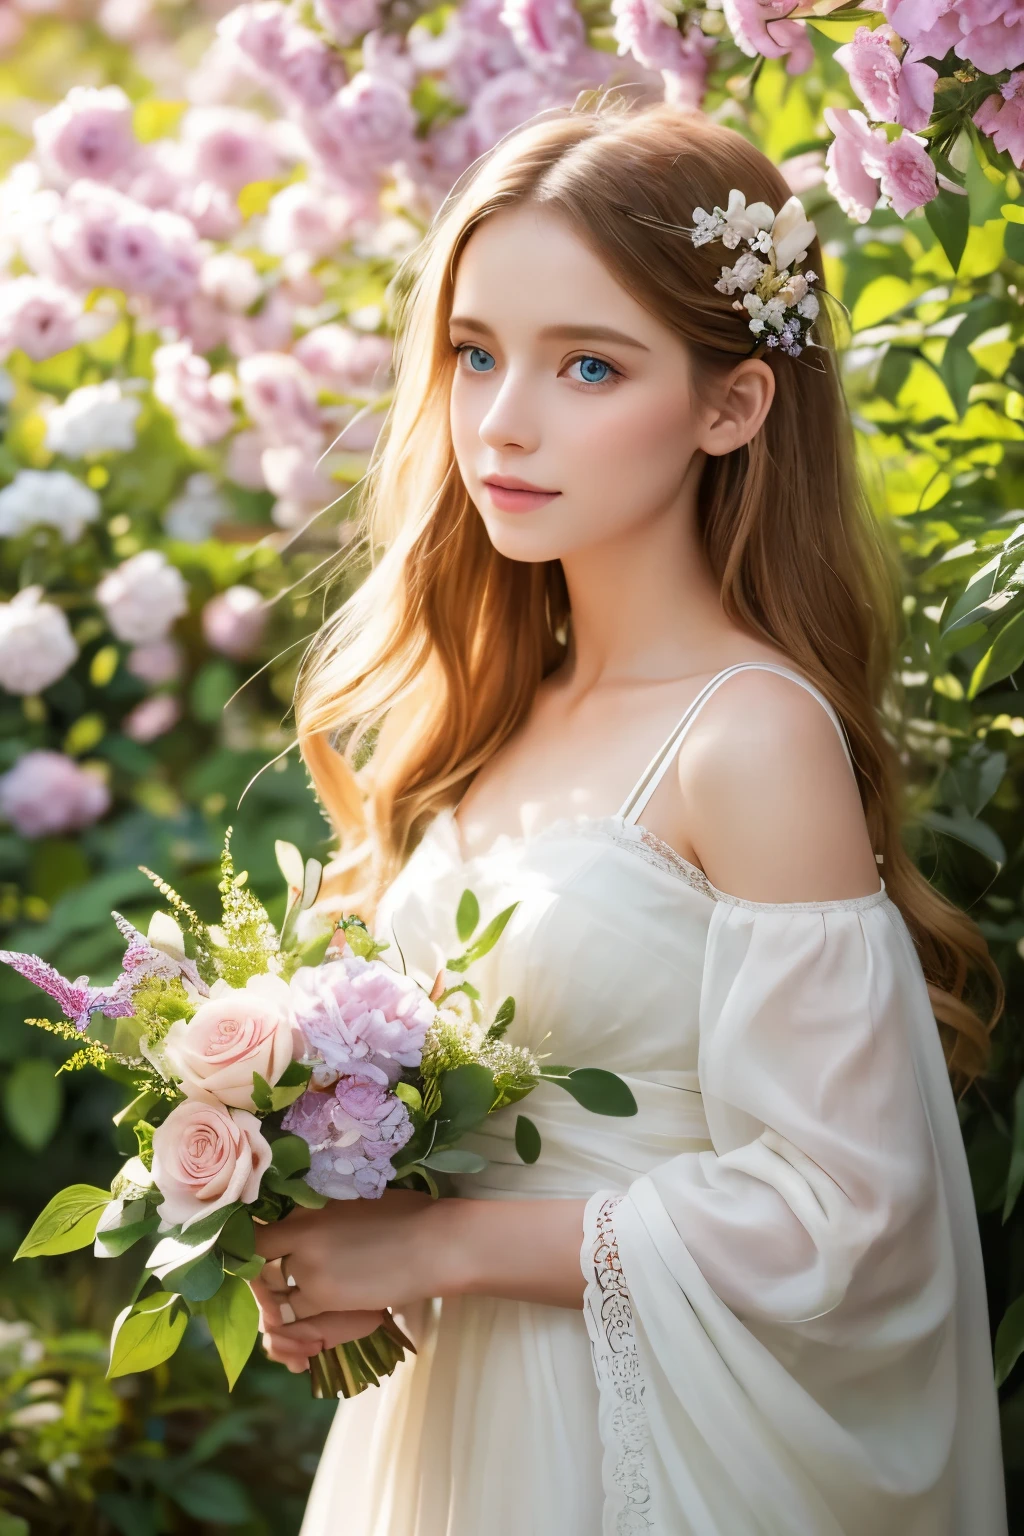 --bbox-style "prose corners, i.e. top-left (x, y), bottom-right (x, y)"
top-left (288, 952), bottom-right (435, 1087)
top-left (283, 1075), bottom-right (413, 1200)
